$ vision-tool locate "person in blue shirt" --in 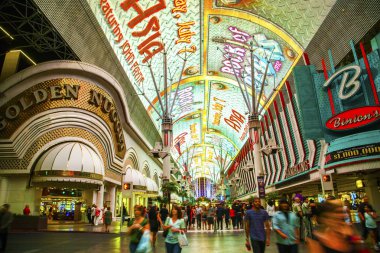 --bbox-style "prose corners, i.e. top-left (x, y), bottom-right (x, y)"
top-left (273, 199), bottom-right (300, 253)
top-left (244, 197), bottom-right (271, 253)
